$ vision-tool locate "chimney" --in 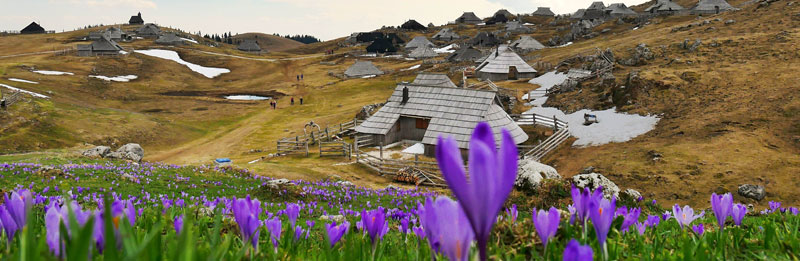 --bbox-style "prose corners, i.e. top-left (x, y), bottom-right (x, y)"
top-left (401, 86), bottom-right (409, 104)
